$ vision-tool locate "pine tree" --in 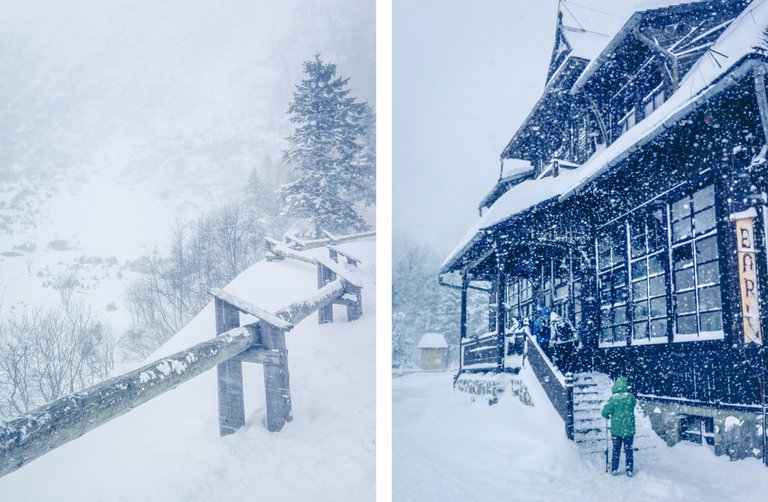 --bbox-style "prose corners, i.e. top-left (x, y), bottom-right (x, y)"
top-left (279, 54), bottom-right (370, 237)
